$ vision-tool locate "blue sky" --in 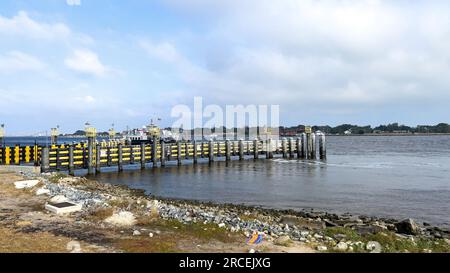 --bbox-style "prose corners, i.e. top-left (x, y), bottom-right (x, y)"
top-left (1, 0), bottom-right (450, 135)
